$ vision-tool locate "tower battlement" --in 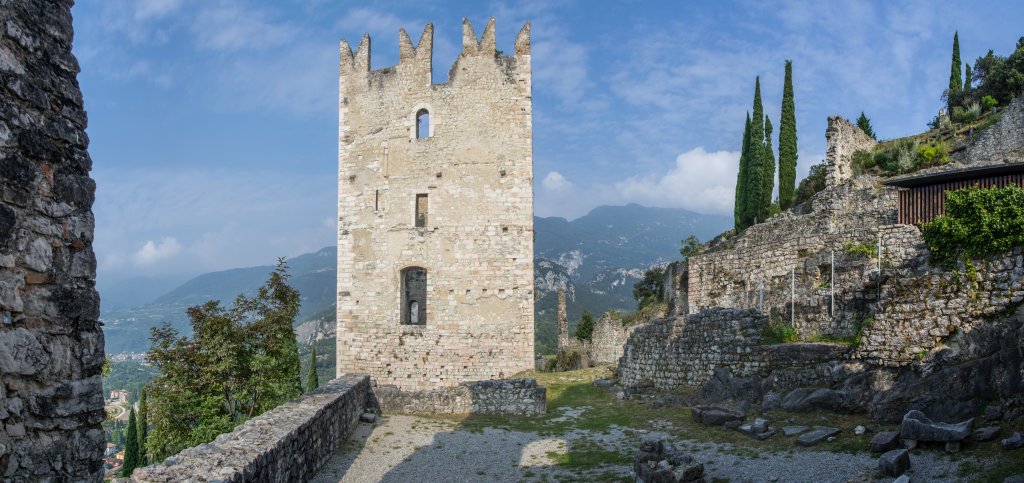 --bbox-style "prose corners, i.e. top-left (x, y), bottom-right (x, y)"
top-left (336, 18), bottom-right (535, 391)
